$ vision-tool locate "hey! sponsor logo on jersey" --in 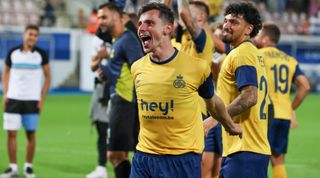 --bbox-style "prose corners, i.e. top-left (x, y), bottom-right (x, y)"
top-left (140, 99), bottom-right (174, 115)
